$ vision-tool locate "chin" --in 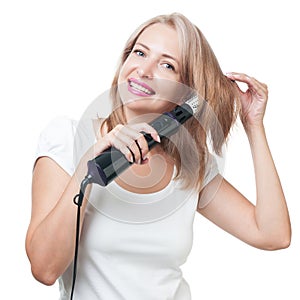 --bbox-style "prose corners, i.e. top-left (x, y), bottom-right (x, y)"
top-left (125, 98), bottom-right (175, 116)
